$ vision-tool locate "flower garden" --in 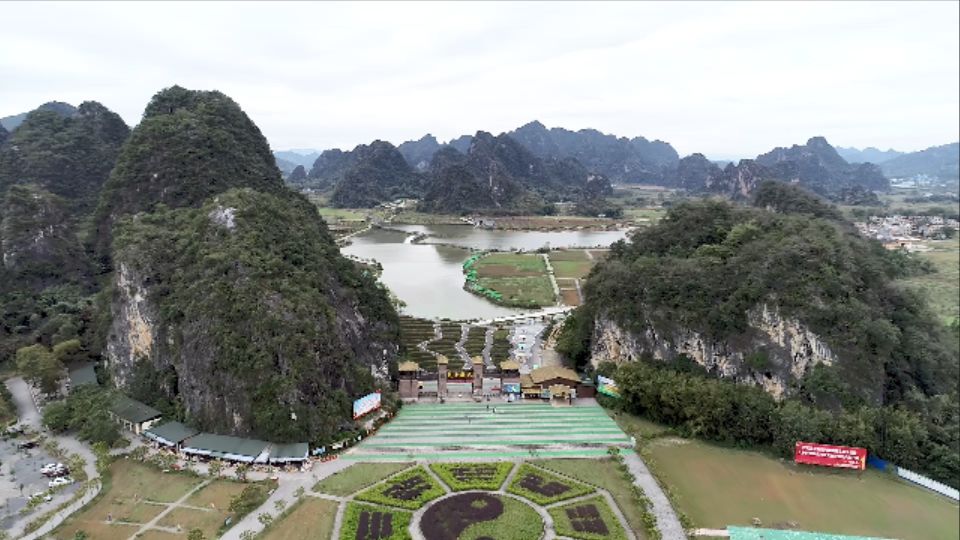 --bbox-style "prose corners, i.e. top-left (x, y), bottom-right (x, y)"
top-left (299, 460), bottom-right (638, 540)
